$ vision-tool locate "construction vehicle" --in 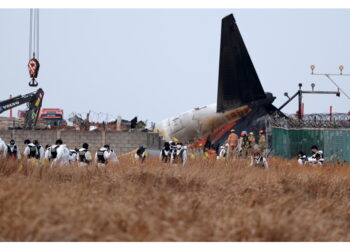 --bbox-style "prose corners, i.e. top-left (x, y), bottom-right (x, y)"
top-left (0, 88), bottom-right (44, 129)
top-left (39, 108), bottom-right (64, 126)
